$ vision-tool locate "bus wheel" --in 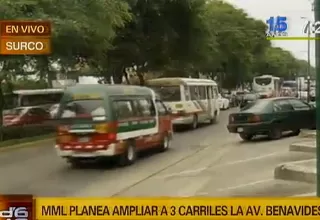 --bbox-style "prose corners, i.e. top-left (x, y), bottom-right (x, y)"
top-left (191, 114), bottom-right (198, 129)
top-left (159, 133), bottom-right (171, 152)
top-left (119, 141), bottom-right (137, 166)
